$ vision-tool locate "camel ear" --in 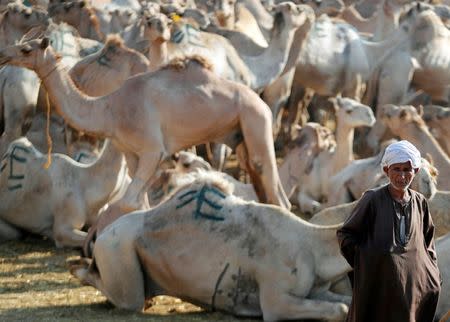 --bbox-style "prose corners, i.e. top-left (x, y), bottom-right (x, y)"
top-left (417, 105), bottom-right (424, 117)
top-left (40, 37), bottom-right (50, 49)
